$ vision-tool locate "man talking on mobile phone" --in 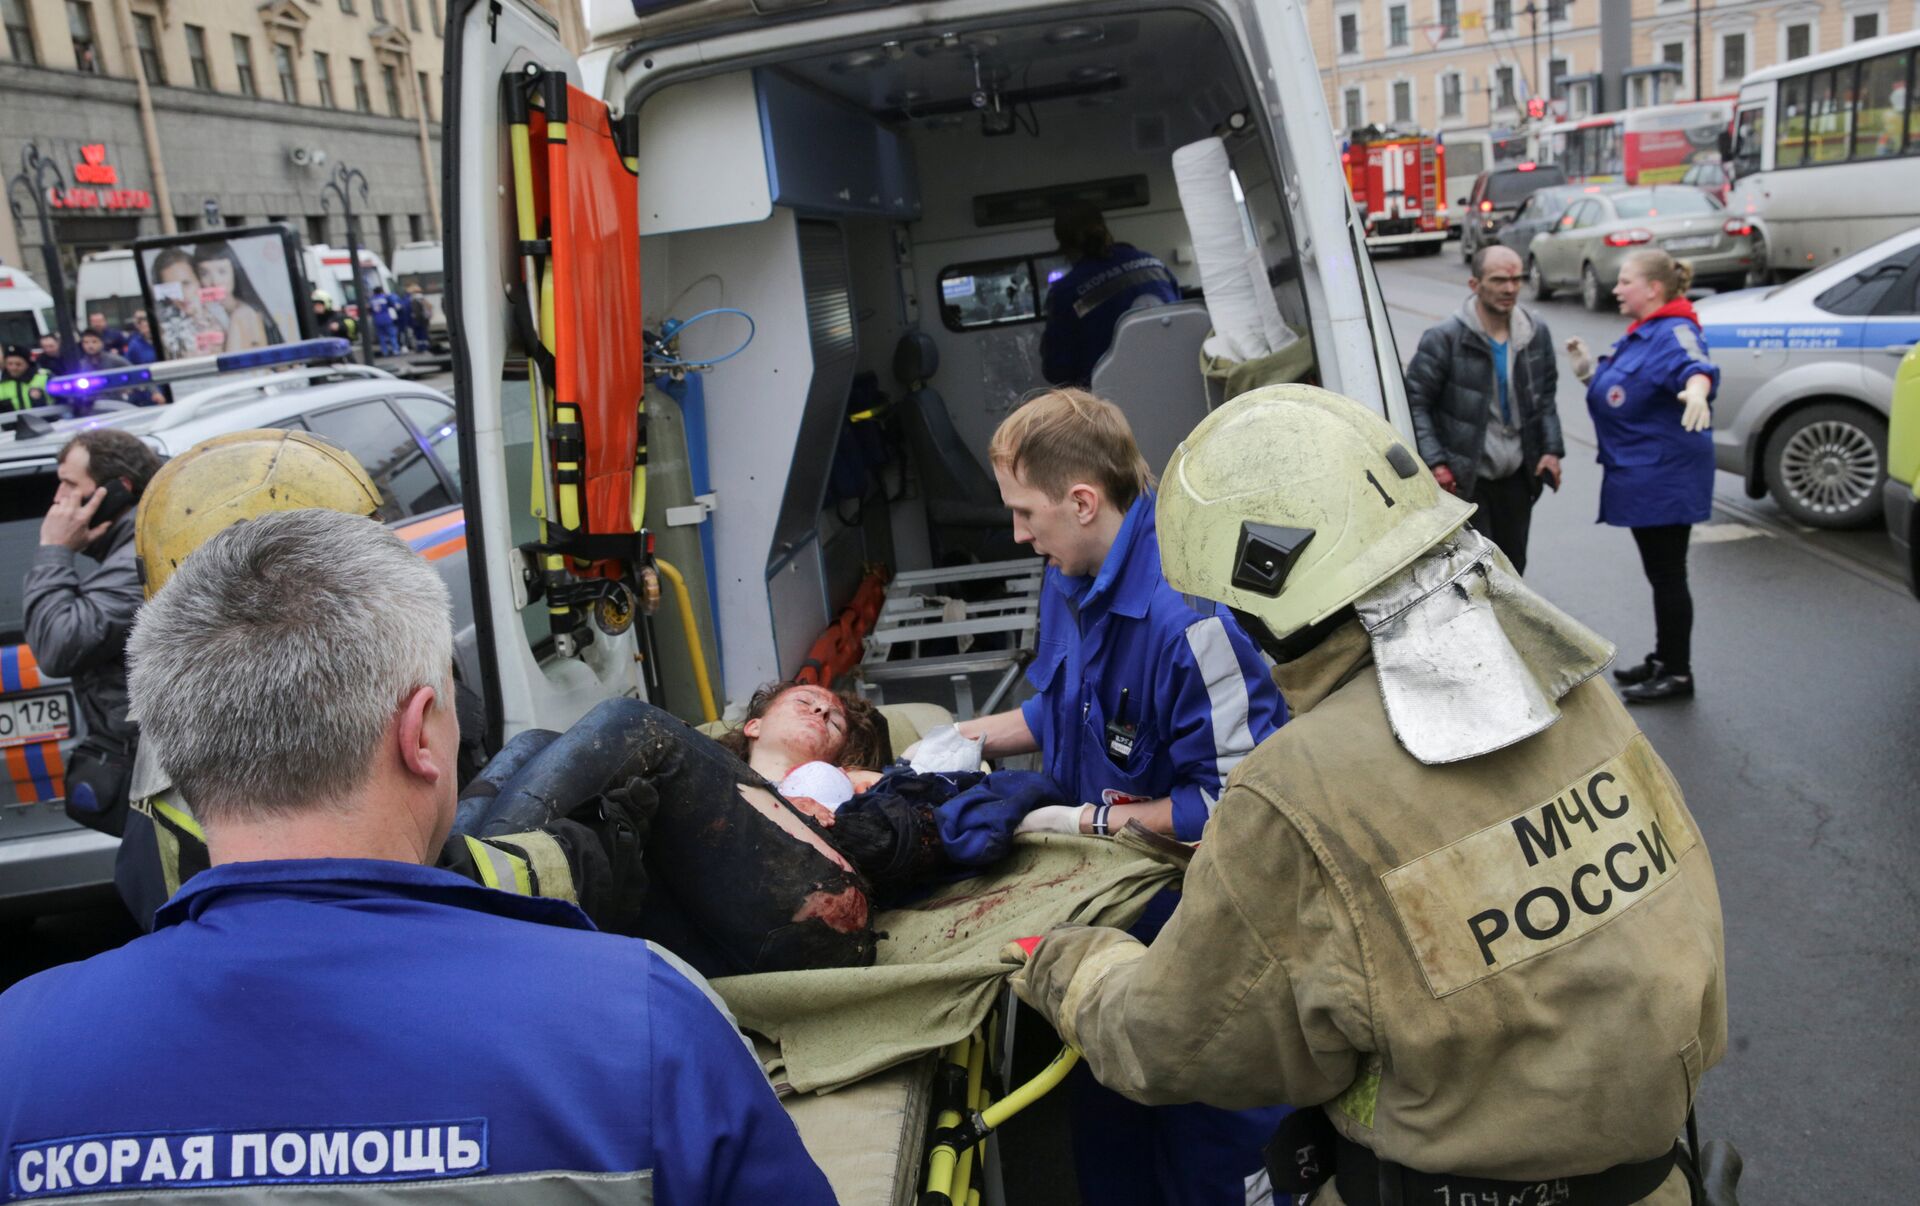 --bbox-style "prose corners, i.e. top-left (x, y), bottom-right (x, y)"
top-left (1403, 244), bottom-right (1565, 574)
top-left (24, 429), bottom-right (163, 833)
